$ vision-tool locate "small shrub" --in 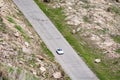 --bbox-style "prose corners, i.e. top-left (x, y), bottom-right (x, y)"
top-left (83, 16), bottom-right (91, 23)
top-left (80, 0), bottom-right (88, 3)
top-left (15, 25), bottom-right (23, 33)
top-left (108, 6), bottom-right (120, 15)
top-left (7, 17), bottom-right (16, 23)
top-left (116, 49), bottom-right (120, 53)
top-left (82, 4), bottom-right (91, 9)
top-left (101, 28), bottom-right (109, 34)
top-left (15, 25), bottom-right (30, 41)
top-left (16, 68), bottom-right (21, 74)
top-left (111, 35), bottom-right (120, 43)
top-left (0, 17), bottom-right (3, 23)
top-left (8, 67), bottom-right (14, 73)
